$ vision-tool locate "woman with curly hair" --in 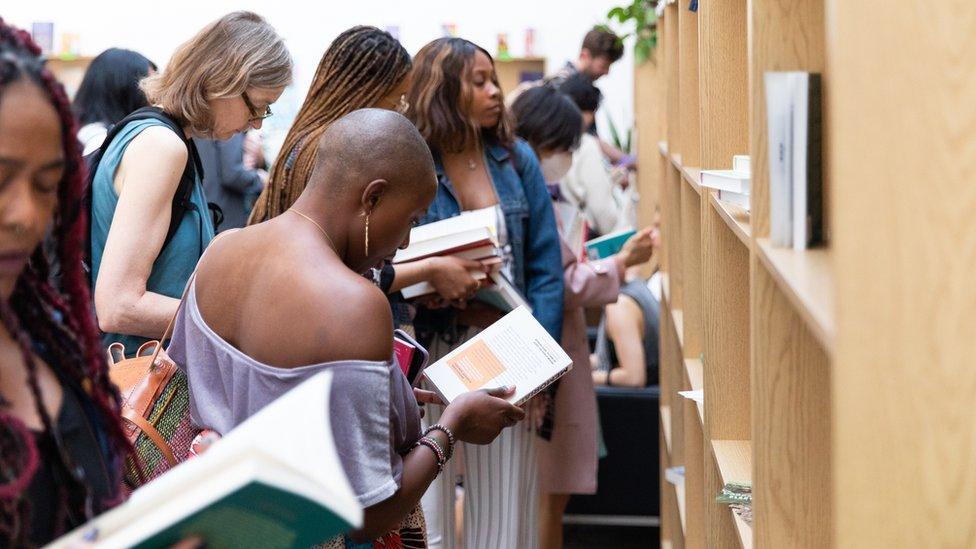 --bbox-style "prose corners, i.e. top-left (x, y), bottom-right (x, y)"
top-left (0, 20), bottom-right (130, 546)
